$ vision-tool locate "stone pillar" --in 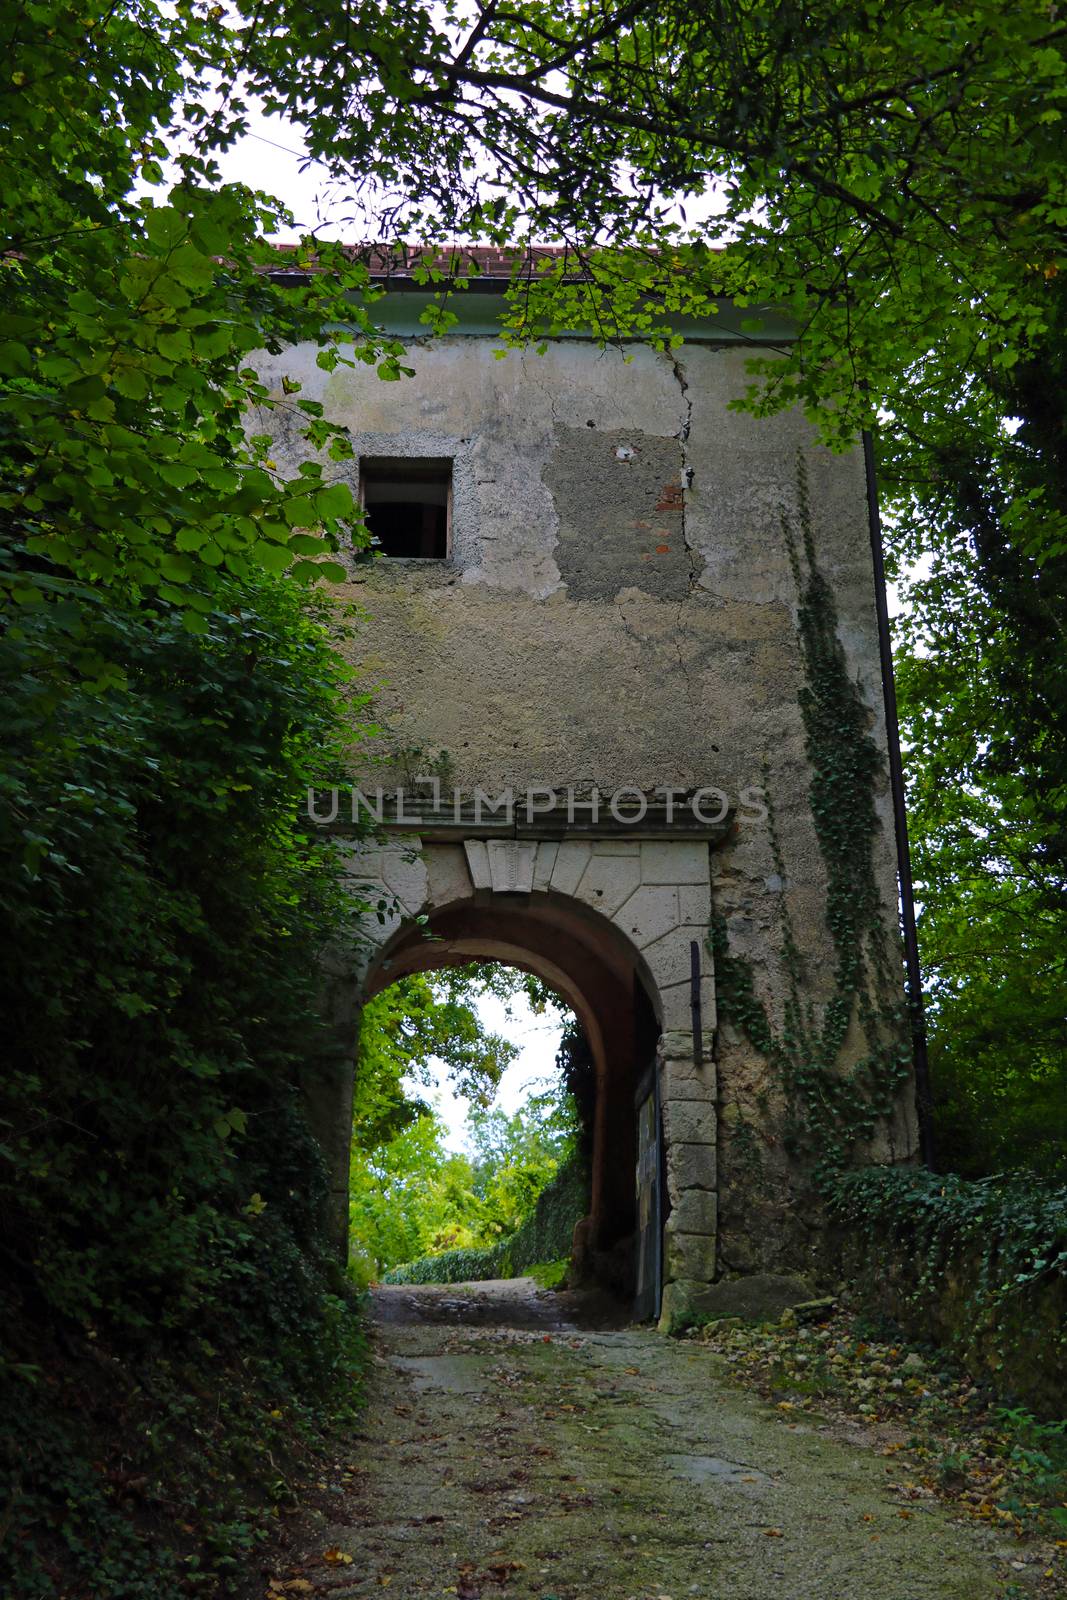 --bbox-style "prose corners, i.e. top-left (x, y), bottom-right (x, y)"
top-left (657, 1027), bottom-right (718, 1327)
